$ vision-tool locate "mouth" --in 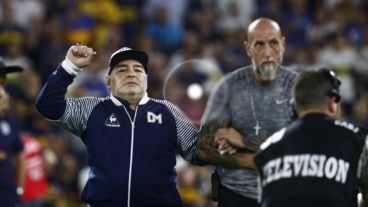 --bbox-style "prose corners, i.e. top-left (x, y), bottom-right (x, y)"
top-left (124, 82), bottom-right (139, 86)
top-left (262, 61), bottom-right (275, 65)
